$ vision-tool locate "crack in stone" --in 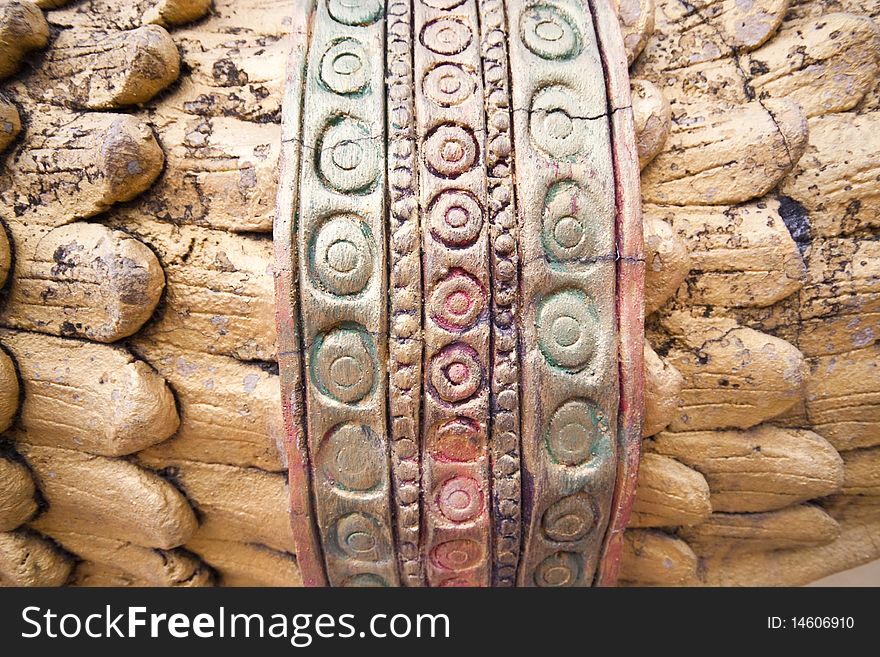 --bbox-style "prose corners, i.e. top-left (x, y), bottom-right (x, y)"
top-left (675, 0), bottom-right (797, 167)
top-left (280, 106), bottom-right (634, 156)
